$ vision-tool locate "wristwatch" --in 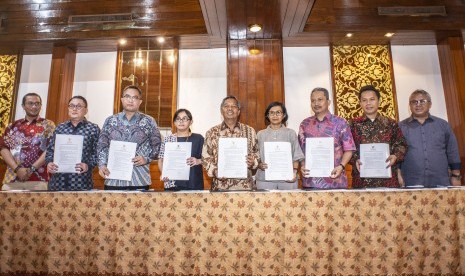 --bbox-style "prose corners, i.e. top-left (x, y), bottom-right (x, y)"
top-left (13, 165), bottom-right (21, 173)
top-left (29, 166), bottom-right (37, 173)
top-left (450, 173), bottom-right (462, 180)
